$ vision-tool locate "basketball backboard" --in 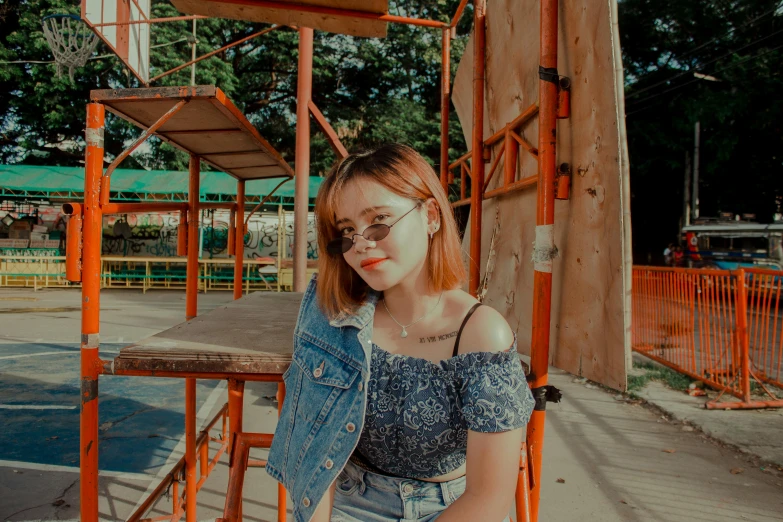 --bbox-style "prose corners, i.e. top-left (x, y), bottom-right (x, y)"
top-left (82, 0), bottom-right (150, 84)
